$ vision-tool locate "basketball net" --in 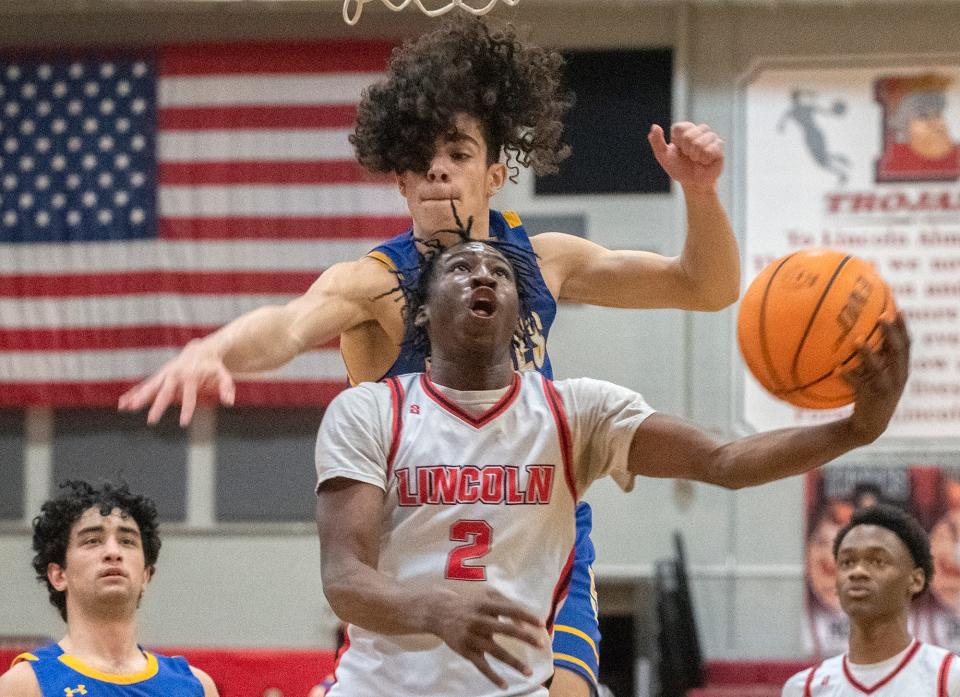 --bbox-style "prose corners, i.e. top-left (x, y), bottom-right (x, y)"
top-left (342, 0), bottom-right (520, 26)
